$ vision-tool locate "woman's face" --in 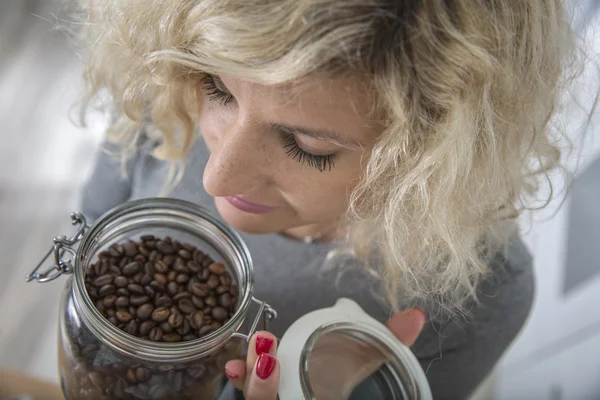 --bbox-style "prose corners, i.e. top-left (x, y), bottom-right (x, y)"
top-left (197, 74), bottom-right (381, 237)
